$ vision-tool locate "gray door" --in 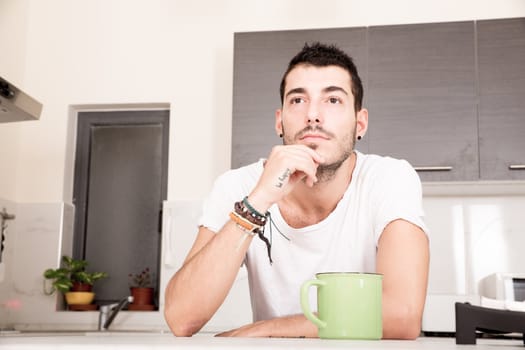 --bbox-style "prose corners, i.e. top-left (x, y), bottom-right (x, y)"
top-left (73, 110), bottom-right (169, 305)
